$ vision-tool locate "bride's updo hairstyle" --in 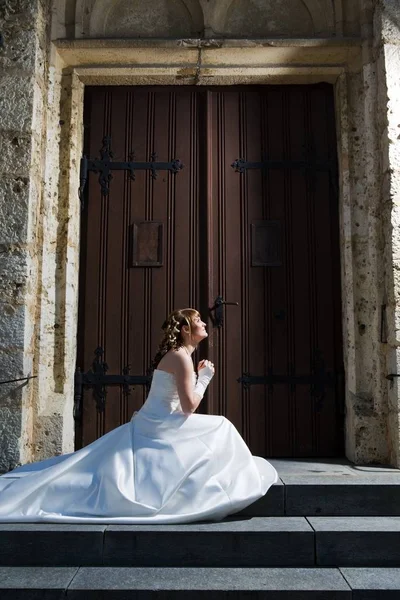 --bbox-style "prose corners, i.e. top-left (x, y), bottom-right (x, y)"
top-left (152, 308), bottom-right (199, 370)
